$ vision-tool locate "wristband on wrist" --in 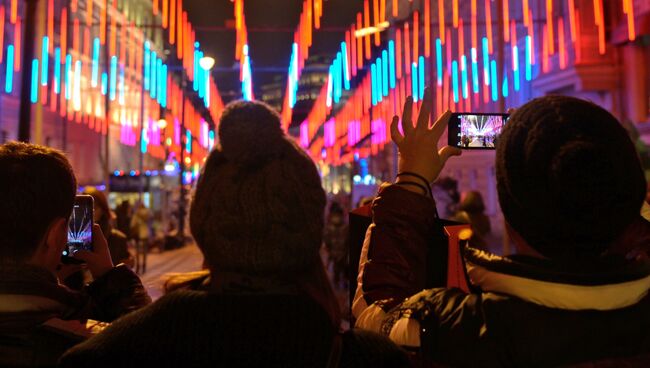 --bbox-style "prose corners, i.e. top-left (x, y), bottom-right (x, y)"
top-left (395, 181), bottom-right (430, 197)
top-left (396, 172), bottom-right (432, 198)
